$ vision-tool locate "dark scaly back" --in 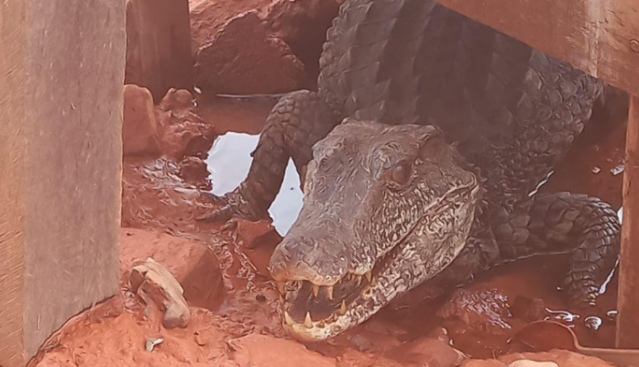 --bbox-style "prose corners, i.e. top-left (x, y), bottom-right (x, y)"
top-left (317, 0), bottom-right (437, 125)
top-left (410, 7), bottom-right (604, 207)
top-left (318, 0), bottom-right (604, 209)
